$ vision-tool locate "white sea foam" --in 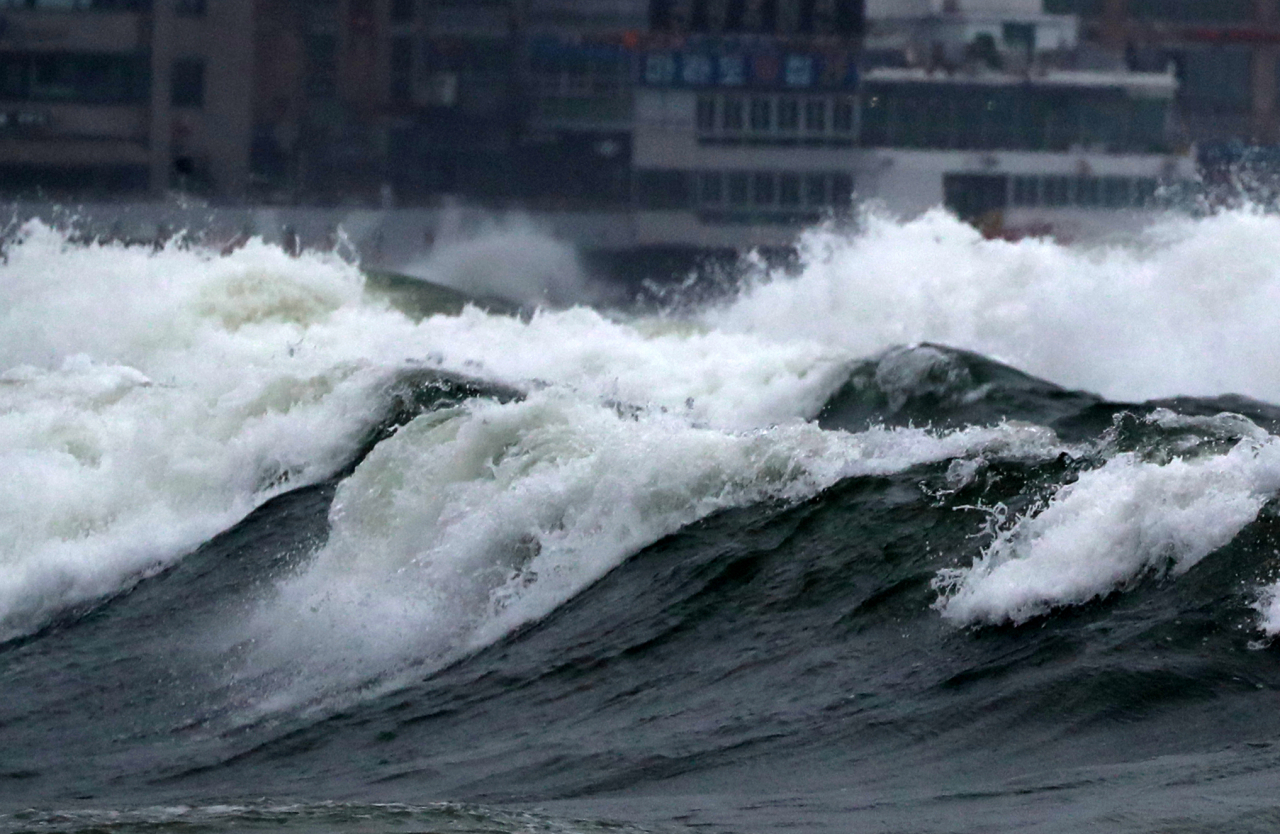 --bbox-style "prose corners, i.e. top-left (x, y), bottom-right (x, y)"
top-left (0, 222), bottom-right (849, 638)
top-left (1255, 582), bottom-right (1280, 638)
top-left (397, 218), bottom-right (590, 306)
top-left (14, 204), bottom-right (1280, 650)
top-left (934, 432), bottom-right (1280, 627)
top-left (236, 393), bottom-right (1062, 710)
top-left (709, 207), bottom-right (1280, 404)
